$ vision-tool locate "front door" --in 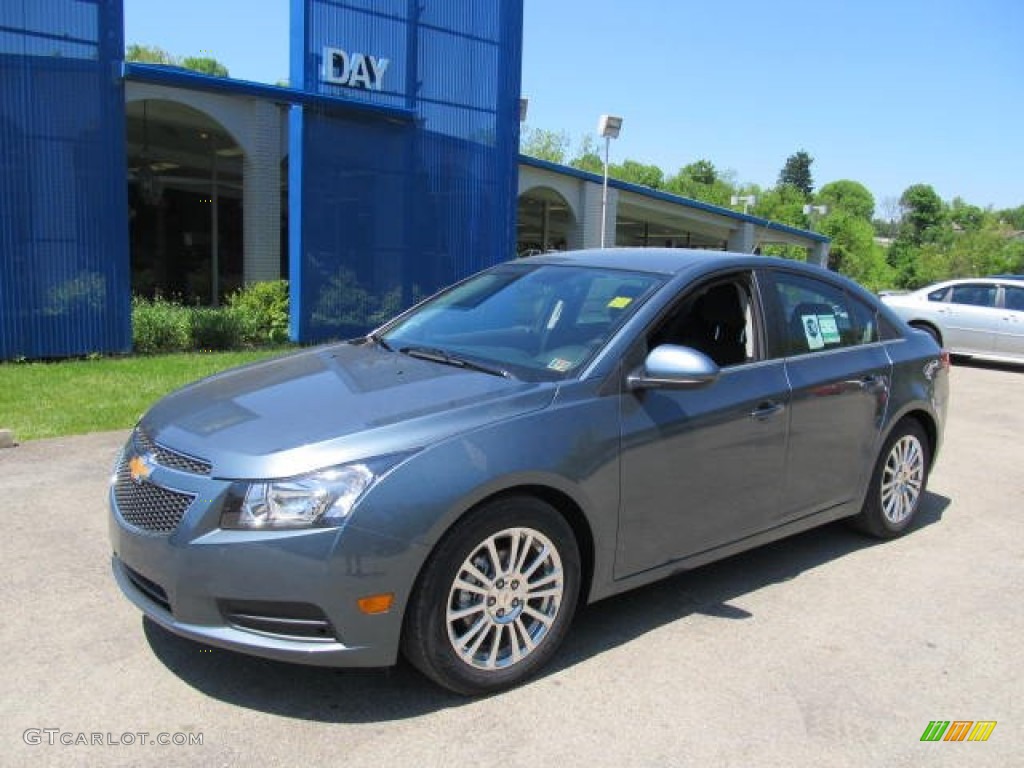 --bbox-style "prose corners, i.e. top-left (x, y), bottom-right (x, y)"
top-left (615, 273), bottom-right (790, 578)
